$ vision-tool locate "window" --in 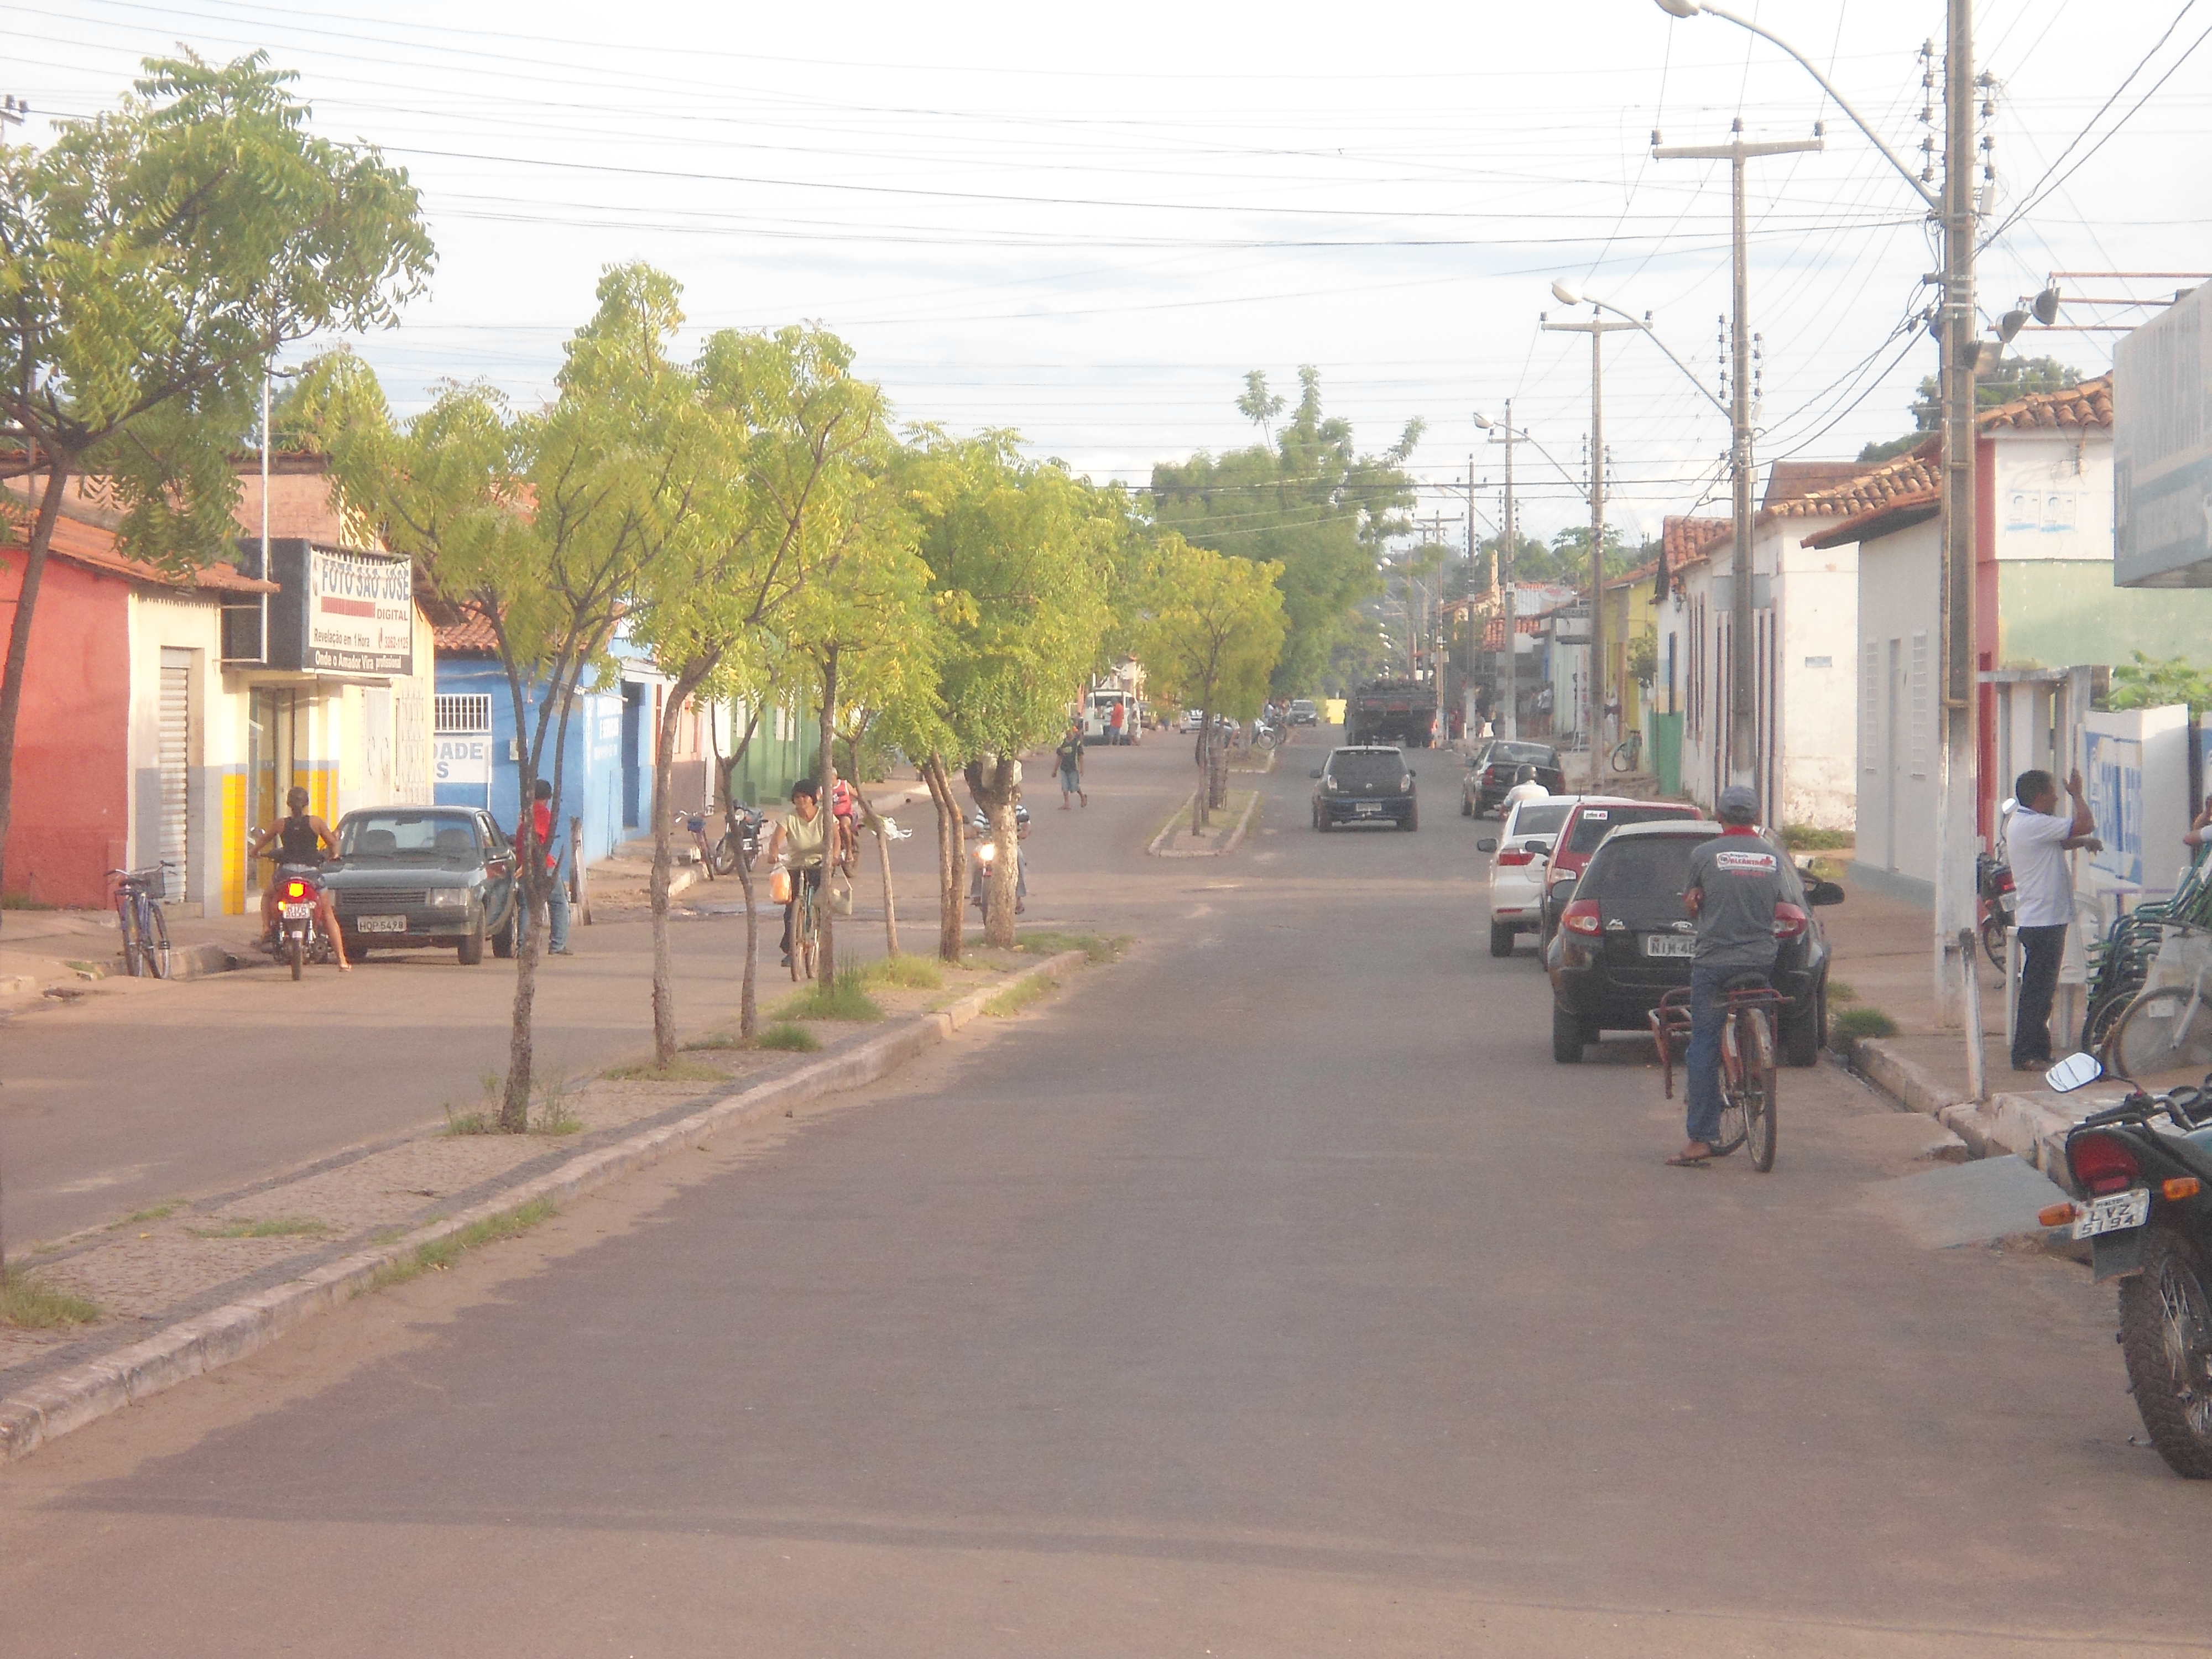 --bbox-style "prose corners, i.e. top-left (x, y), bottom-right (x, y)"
top-left (1566, 803), bottom-right (1699, 854)
top-left (341, 811), bottom-right (481, 858)
top-left (435, 693), bottom-right (492, 734)
top-left (1326, 752), bottom-right (1407, 790)
top-left (1908, 632), bottom-right (1931, 778)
